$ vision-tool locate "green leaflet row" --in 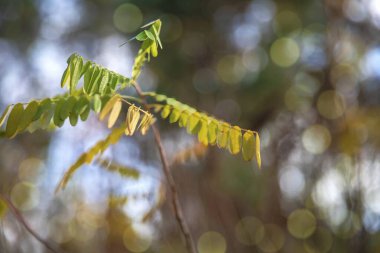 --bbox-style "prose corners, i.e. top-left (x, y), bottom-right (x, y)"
top-left (61, 53), bottom-right (130, 96)
top-left (0, 94), bottom-right (112, 138)
top-left (145, 92), bottom-right (261, 167)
